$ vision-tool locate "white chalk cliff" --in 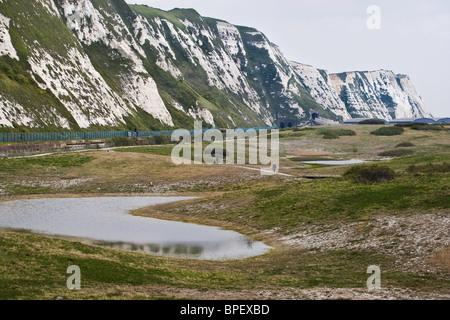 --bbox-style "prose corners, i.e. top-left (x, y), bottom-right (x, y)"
top-left (0, 0), bottom-right (431, 130)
